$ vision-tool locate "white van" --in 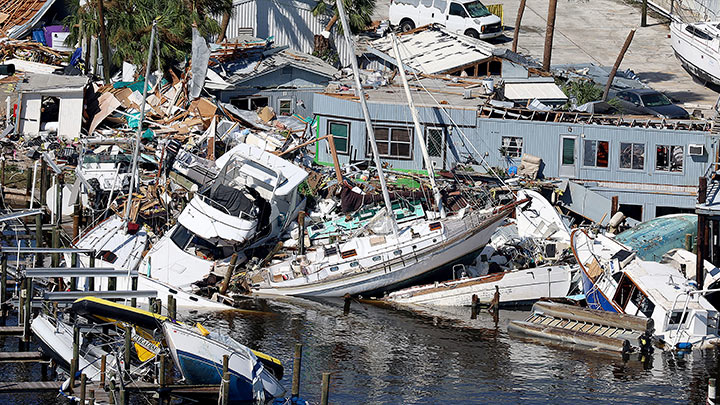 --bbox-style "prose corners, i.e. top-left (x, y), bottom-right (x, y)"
top-left (389, 0), bottom-right (503, 39)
